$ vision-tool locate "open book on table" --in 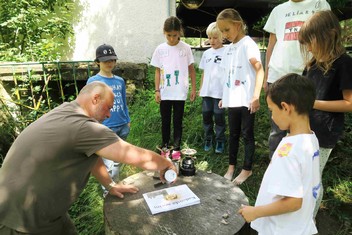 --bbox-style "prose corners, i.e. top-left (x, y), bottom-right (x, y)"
top-left (143, 184), bottom-right (200, 215)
